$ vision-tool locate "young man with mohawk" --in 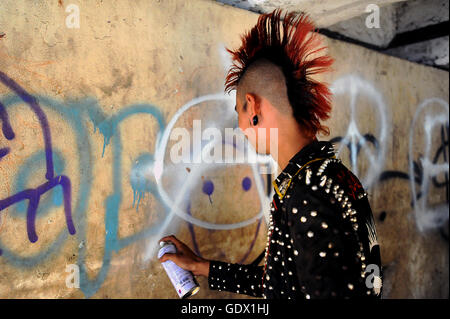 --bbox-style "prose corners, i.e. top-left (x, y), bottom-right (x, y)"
top-left (159, 9), bottom-right (382, 299)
